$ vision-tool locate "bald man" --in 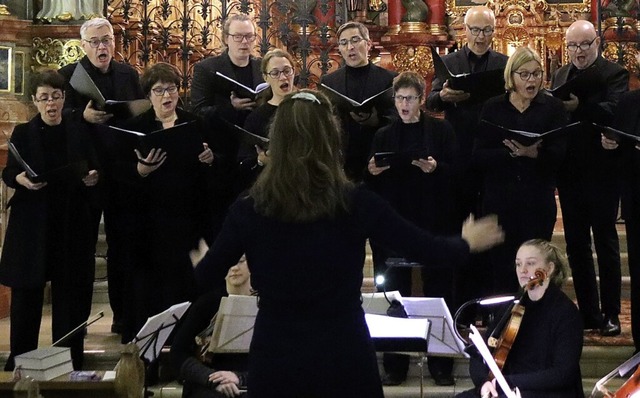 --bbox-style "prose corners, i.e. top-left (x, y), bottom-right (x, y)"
top-left (551, 20), bottom-right (628, 337)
